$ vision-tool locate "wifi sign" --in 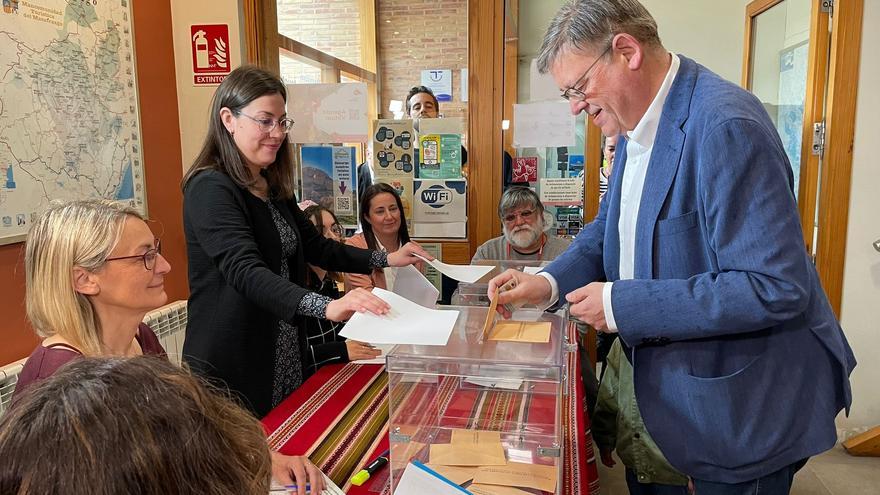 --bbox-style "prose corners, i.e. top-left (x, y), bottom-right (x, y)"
top-left (421, 186), bottom-right (453, 208)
